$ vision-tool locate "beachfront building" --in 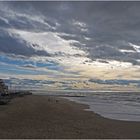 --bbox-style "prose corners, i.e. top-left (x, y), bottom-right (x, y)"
top-left (0, 79), bottom-right (8, 95)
